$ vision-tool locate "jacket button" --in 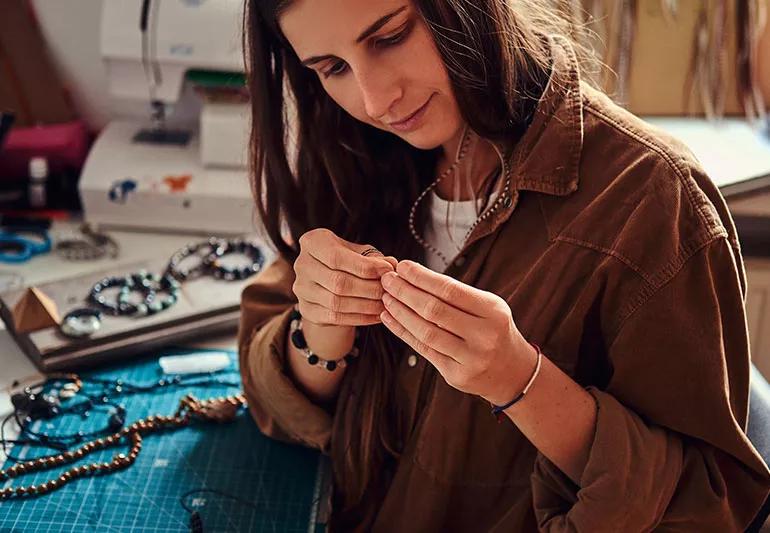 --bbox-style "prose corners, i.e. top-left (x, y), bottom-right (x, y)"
top-left (502, 195), bottom-right (513, 208)
top-left (407, 354), bottom-right (418, 367)
top-left (454, 255), bottom-right (466, 267)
